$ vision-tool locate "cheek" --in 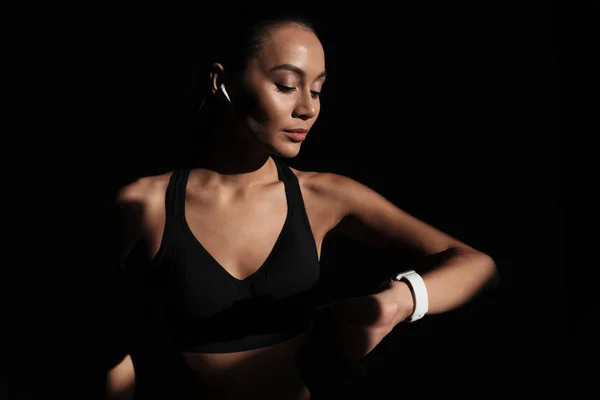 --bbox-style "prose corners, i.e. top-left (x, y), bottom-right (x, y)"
top-left (251, 87), bottom-right (294, 127)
